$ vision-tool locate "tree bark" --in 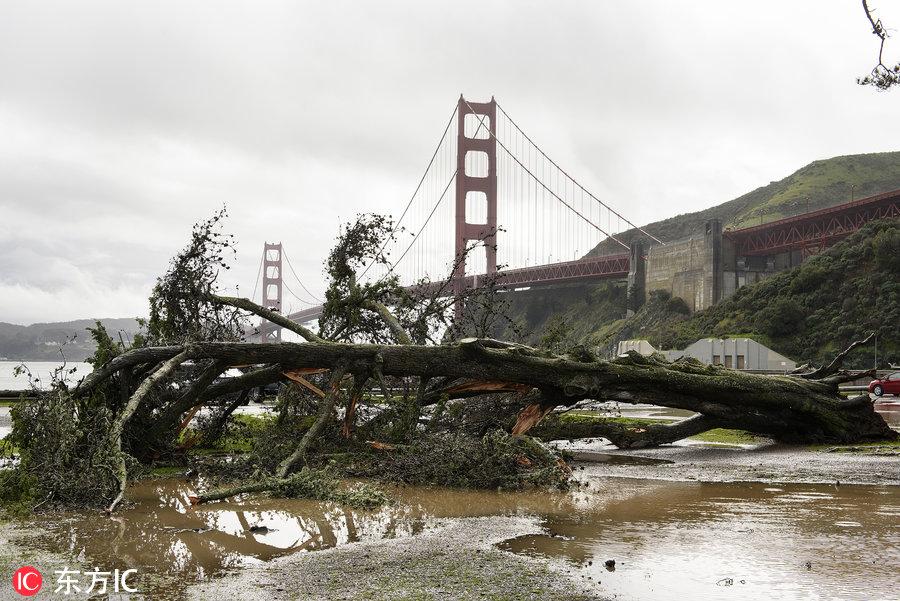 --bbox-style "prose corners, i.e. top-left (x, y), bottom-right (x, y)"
top-left (531, 413), bottom-right (726, 448)
top-left (276, 366), bottom-right (346, 477)
top-left (83, 338), bottom-right (897, 448)
top-left (211, 294), bottom-right (324, 342)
